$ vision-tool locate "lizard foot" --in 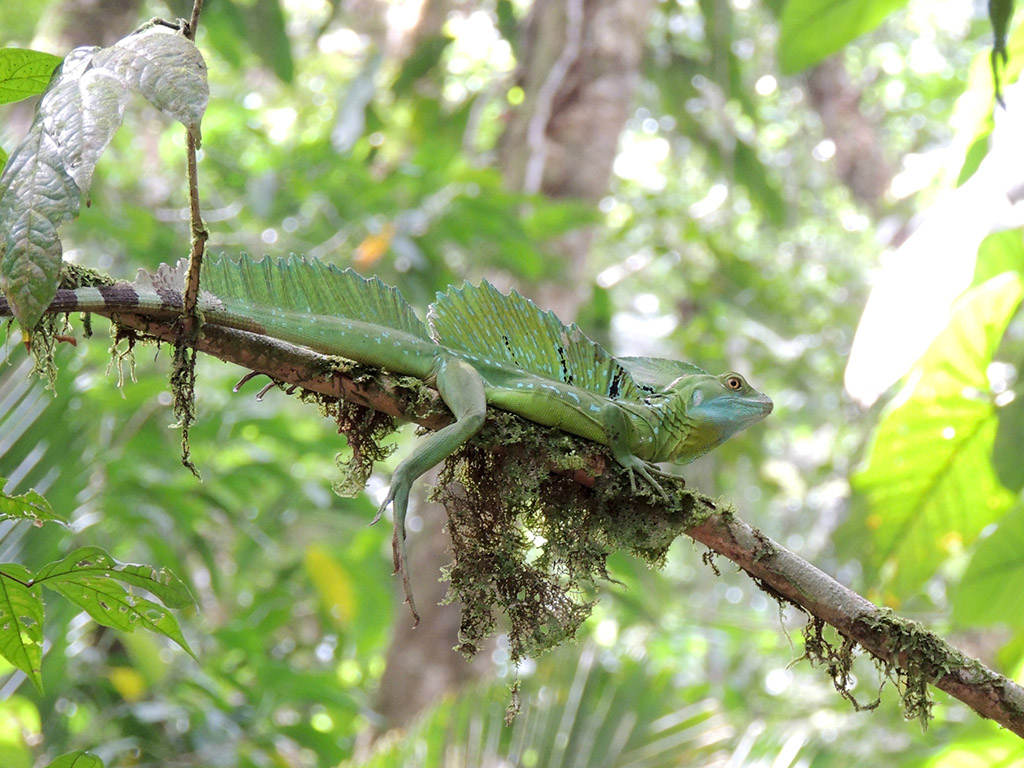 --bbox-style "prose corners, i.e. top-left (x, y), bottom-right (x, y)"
top-left (620, 457), bottom-right (684, 501)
